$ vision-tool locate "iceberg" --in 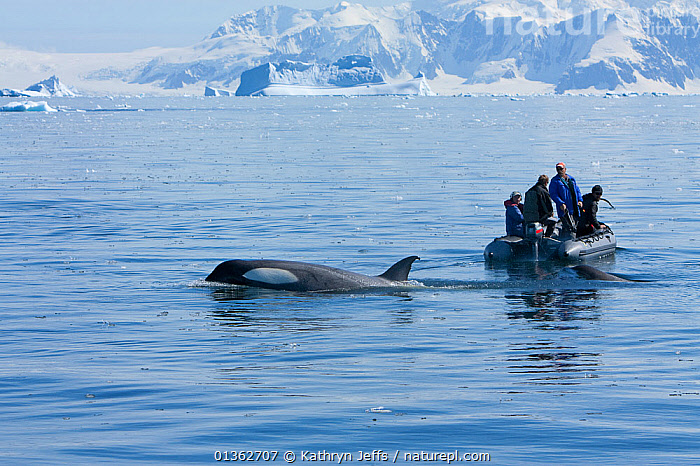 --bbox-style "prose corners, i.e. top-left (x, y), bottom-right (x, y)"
top-left (242, 78), bottom-right (434, 96)
top-left (236, 55), bottom-right (433, 96)
top-left (204, 86), bottom-right (233, 96)
top-left (24, 75), bottom-right (79, 97)
top-left (0, 88), bottom-right (29, 97)
top-left (0, 101), bottom-right (58, 112)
